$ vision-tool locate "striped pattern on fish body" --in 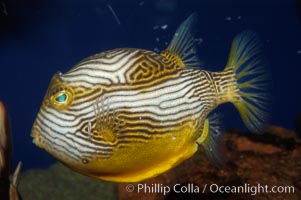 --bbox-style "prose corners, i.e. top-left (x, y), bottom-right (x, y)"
top-left (31, 13), bottom-right (270, 182)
